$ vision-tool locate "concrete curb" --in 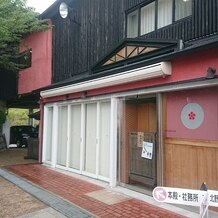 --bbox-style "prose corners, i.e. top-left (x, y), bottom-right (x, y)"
top-left (0, 168), bottom-right (96, 218)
